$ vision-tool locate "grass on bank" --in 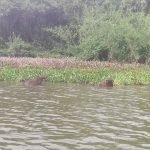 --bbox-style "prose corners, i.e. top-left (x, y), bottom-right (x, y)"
top-left (0, 65), bottom-right (150, 86)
